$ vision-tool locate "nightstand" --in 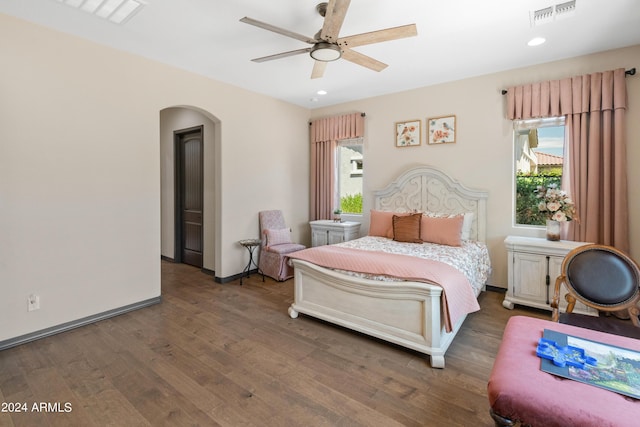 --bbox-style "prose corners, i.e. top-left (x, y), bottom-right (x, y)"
top-left (503, 236), bottom-right (597, 316)
top-left (310, 220), bottom-right (361, 247)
